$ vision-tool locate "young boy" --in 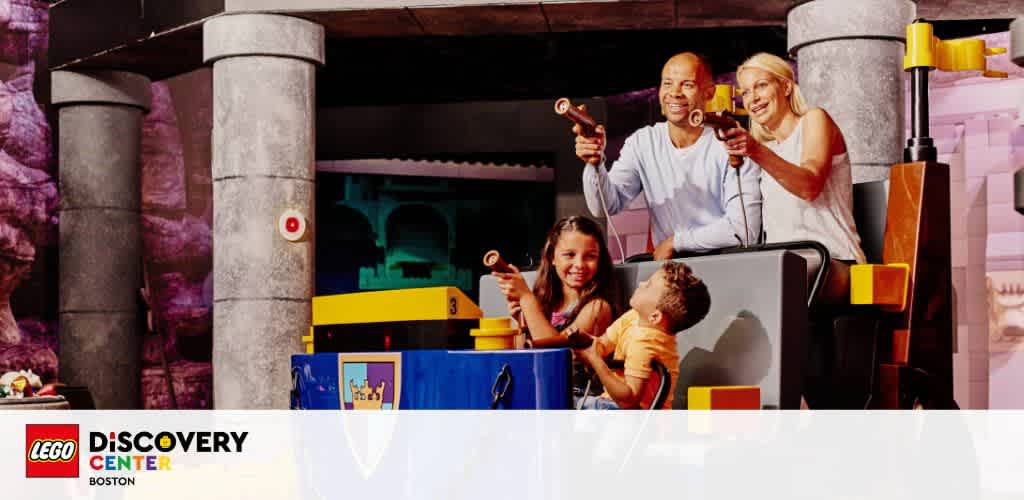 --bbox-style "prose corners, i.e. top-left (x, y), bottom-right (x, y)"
top-left (574, 261), bottom-right (711, 409)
